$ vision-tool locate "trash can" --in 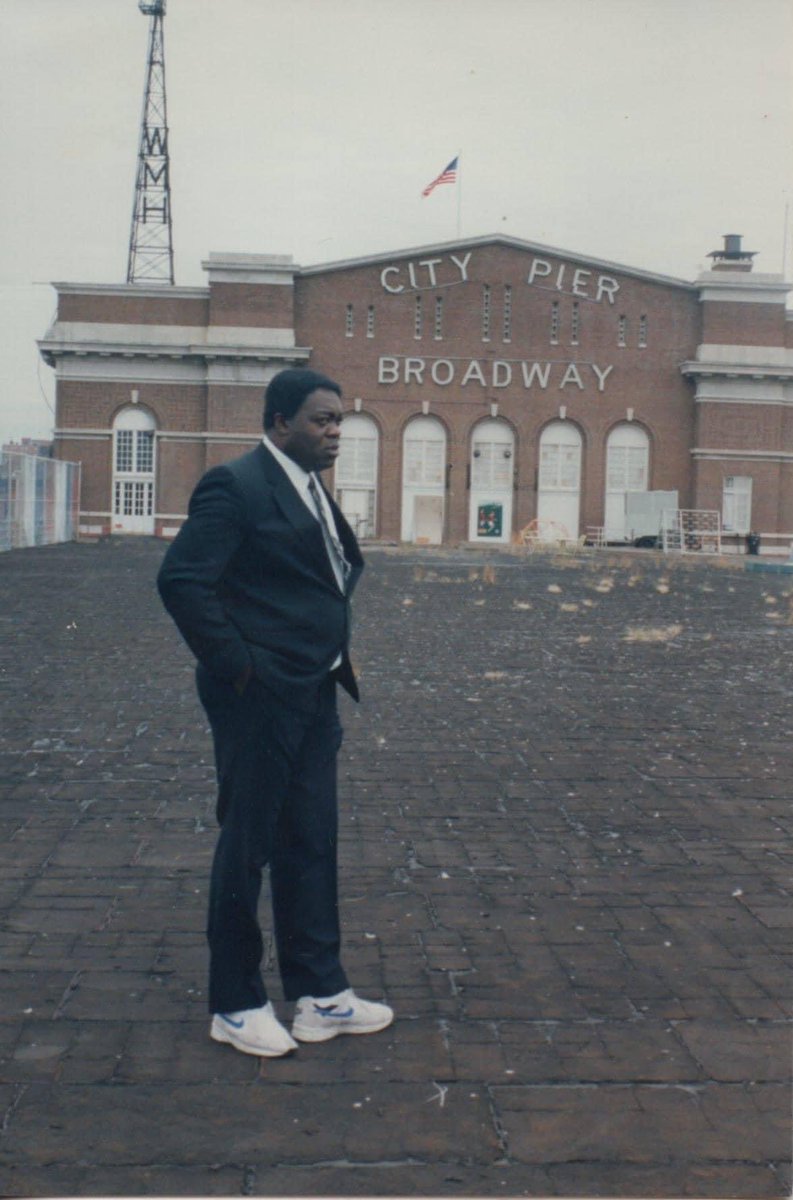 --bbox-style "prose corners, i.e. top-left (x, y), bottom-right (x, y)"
top-left (745, 532), bottom-right (761, 556)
